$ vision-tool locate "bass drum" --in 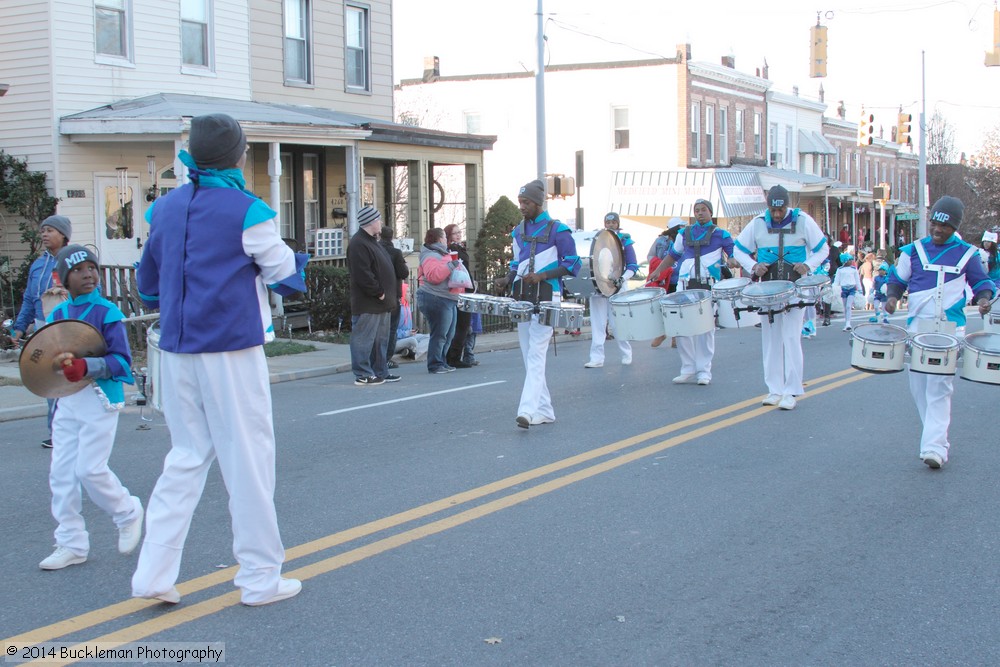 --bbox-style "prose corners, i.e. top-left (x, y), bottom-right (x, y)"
top-left (909, 332), bottom-right (960, 375)
top-left (959, 332), bottom-right (1000, 385)
top-left (850, 323), bottom-right (908, 373)
top-left (608, 287), bottom-right (666, 341)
